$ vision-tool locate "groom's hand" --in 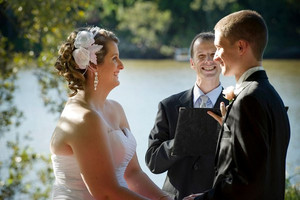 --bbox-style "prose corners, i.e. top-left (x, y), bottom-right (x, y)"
top-left (207, 102), bottom-right (227, 125)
